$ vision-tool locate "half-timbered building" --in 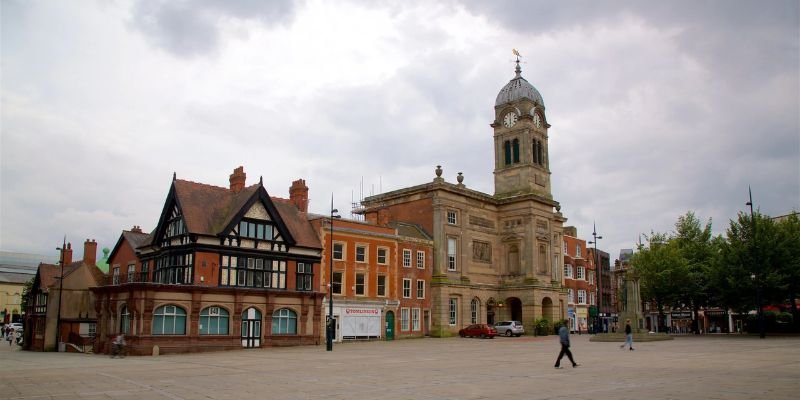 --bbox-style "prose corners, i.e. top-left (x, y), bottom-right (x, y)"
top-left (93, 167), bottom-right (323, 355)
